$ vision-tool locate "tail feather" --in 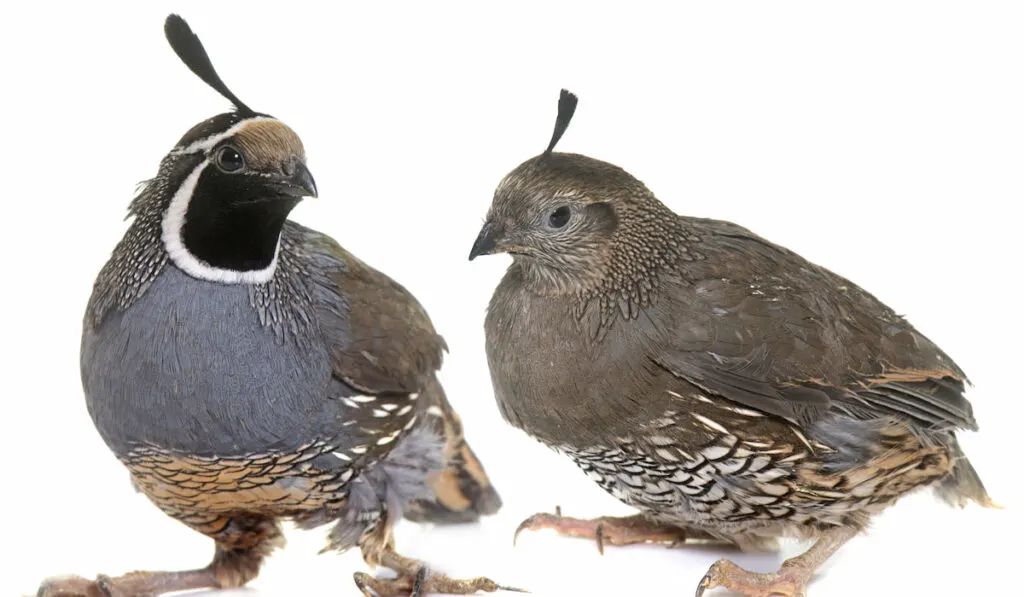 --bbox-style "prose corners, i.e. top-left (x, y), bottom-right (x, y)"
top-left (405, 377), bottom-right (502, 524)
top-left (936, 440), bottom-right (998, 509)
